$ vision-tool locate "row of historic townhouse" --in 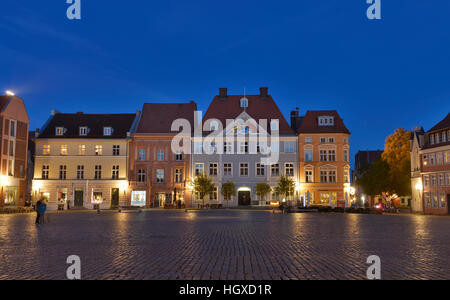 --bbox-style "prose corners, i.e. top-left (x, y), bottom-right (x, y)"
top-left (411, 113), bottom-right (450, 215)
top-left (29, 88), bottom-right (351, 210)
